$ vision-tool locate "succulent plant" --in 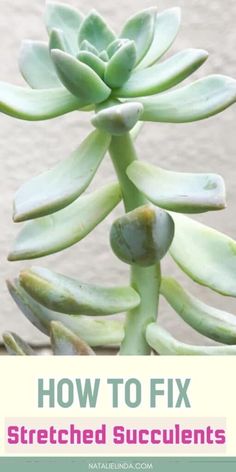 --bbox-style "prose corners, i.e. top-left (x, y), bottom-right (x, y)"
top-left (2, 2), bottom-right (236, 356)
